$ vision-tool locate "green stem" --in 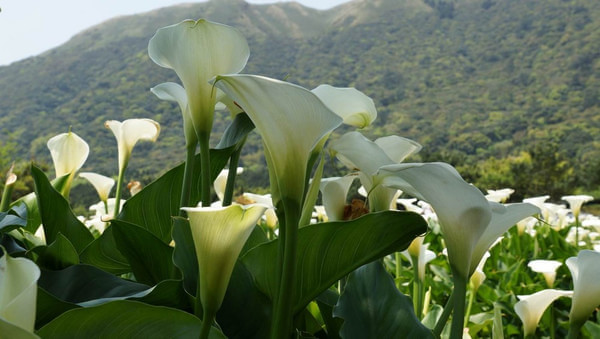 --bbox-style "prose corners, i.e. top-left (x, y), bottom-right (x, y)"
top-left (464, 286), bottom-right (476, 328)
top-left (270, 199), bottom-right (301, 339)
top-left (433, 290), bottom-right (455, 338)
top-left (198, 132), bottom-right (211, 207)
top-left (103, 200), bottom-right (109, 215)
top-left (395, 252), bottom-right (402, 289)
top-left (567, 321), bottom-right (583, 339)
top-left (222, 140), bottom-right (244, 207)
top-left (550, 304), bottom-right (555, 339)
top-left (411, 254), bottom-right (423, 319)
top-left (179, 144), bottom-right (197, 215)
top-left (199, 309), bottom-right (216, 339)
top-left (113, 167), bottom-right (125, 219)
top-left (575, 216), bottom-right (580, 250)
top-left (449, 275), bottom-right (468, 339)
